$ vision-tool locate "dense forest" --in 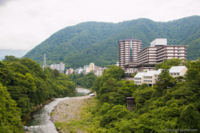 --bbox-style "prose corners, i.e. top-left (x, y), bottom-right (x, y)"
top-left (0, 56), bottom-right (76, 133)
top-left (56, 58), bottom-right (200, 132)
top-left (24, 16), bottom-right (200, 68)
top-left (69, 72), bottom-right (97, 89)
